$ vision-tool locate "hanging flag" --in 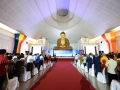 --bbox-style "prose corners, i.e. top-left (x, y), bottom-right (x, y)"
top-left (101, 31), bottom-right (118, 53)
top-left (13, 34), bottom-right (27, 54)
